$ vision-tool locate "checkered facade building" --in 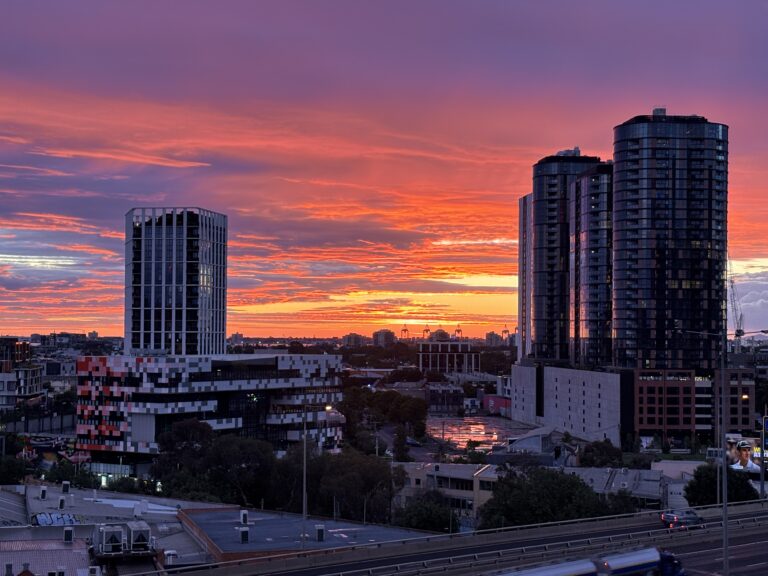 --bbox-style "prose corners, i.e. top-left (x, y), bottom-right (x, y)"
top-left (76, 353), bottom-right (344, 459)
